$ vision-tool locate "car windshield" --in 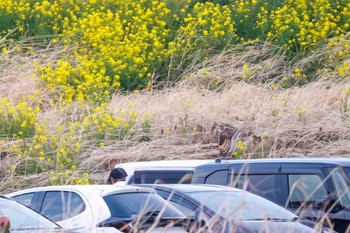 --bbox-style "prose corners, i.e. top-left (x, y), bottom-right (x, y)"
top-left (0, 198), bottom-right (59, 230)
top-left (187, 191), bottom-right (297, 221)
top-left (104, 192), bottom-right (185, 219)
top-left (332, 168), bottom-right (350, 209)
